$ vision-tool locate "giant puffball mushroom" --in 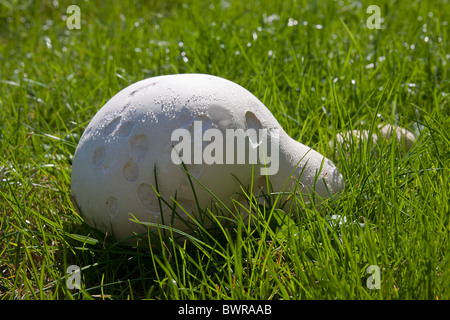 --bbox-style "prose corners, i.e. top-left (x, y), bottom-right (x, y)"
top-left (331, 124), bottom-right (415, 155)
top-left (71, 74), bottom-right (345, 242)
top-left (330, 129), bottom-right (377, 158)
top-left (377, 124), bottom-right (415, 151)
top-left (334, 130), bottom-right (378, 146)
